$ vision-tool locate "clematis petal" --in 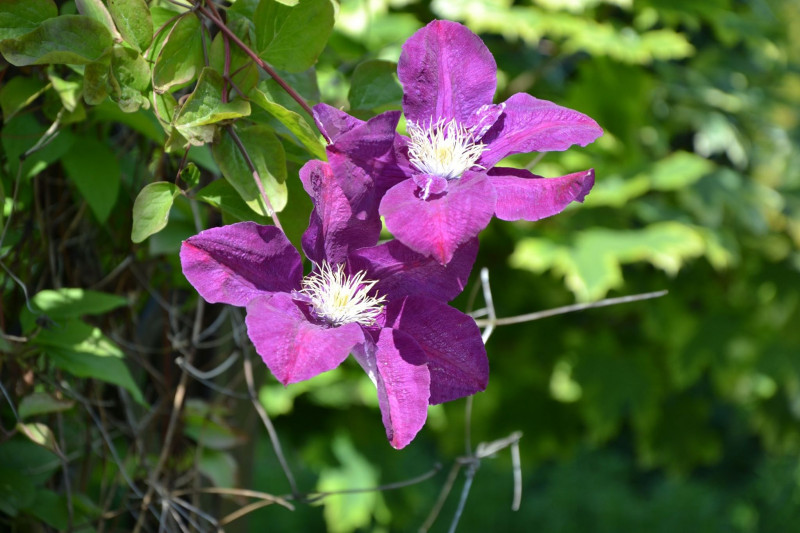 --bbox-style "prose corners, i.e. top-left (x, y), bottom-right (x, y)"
top-left (312, 102), bottom-right (365, 142)
top-left (180, 222), bottom-right (302, 306)
top-left (398, 20), bottom-right (497, 125)
top-left (245, 292), bottom-right (364, 385)
top-left (386, 295), bottom-right (488, 404)
top-left (380, 171), bottom-right (496, 264)
top-left (488, 167), bottom-right (595, 221)
top-left (353, 328), bottom-right (430, 449)
top-left (300, 159), bottom-right (382, 265)
top-left (349, 238), bottom-right (478, 303)
top-left (480, 93), bottom-right (603, 167)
